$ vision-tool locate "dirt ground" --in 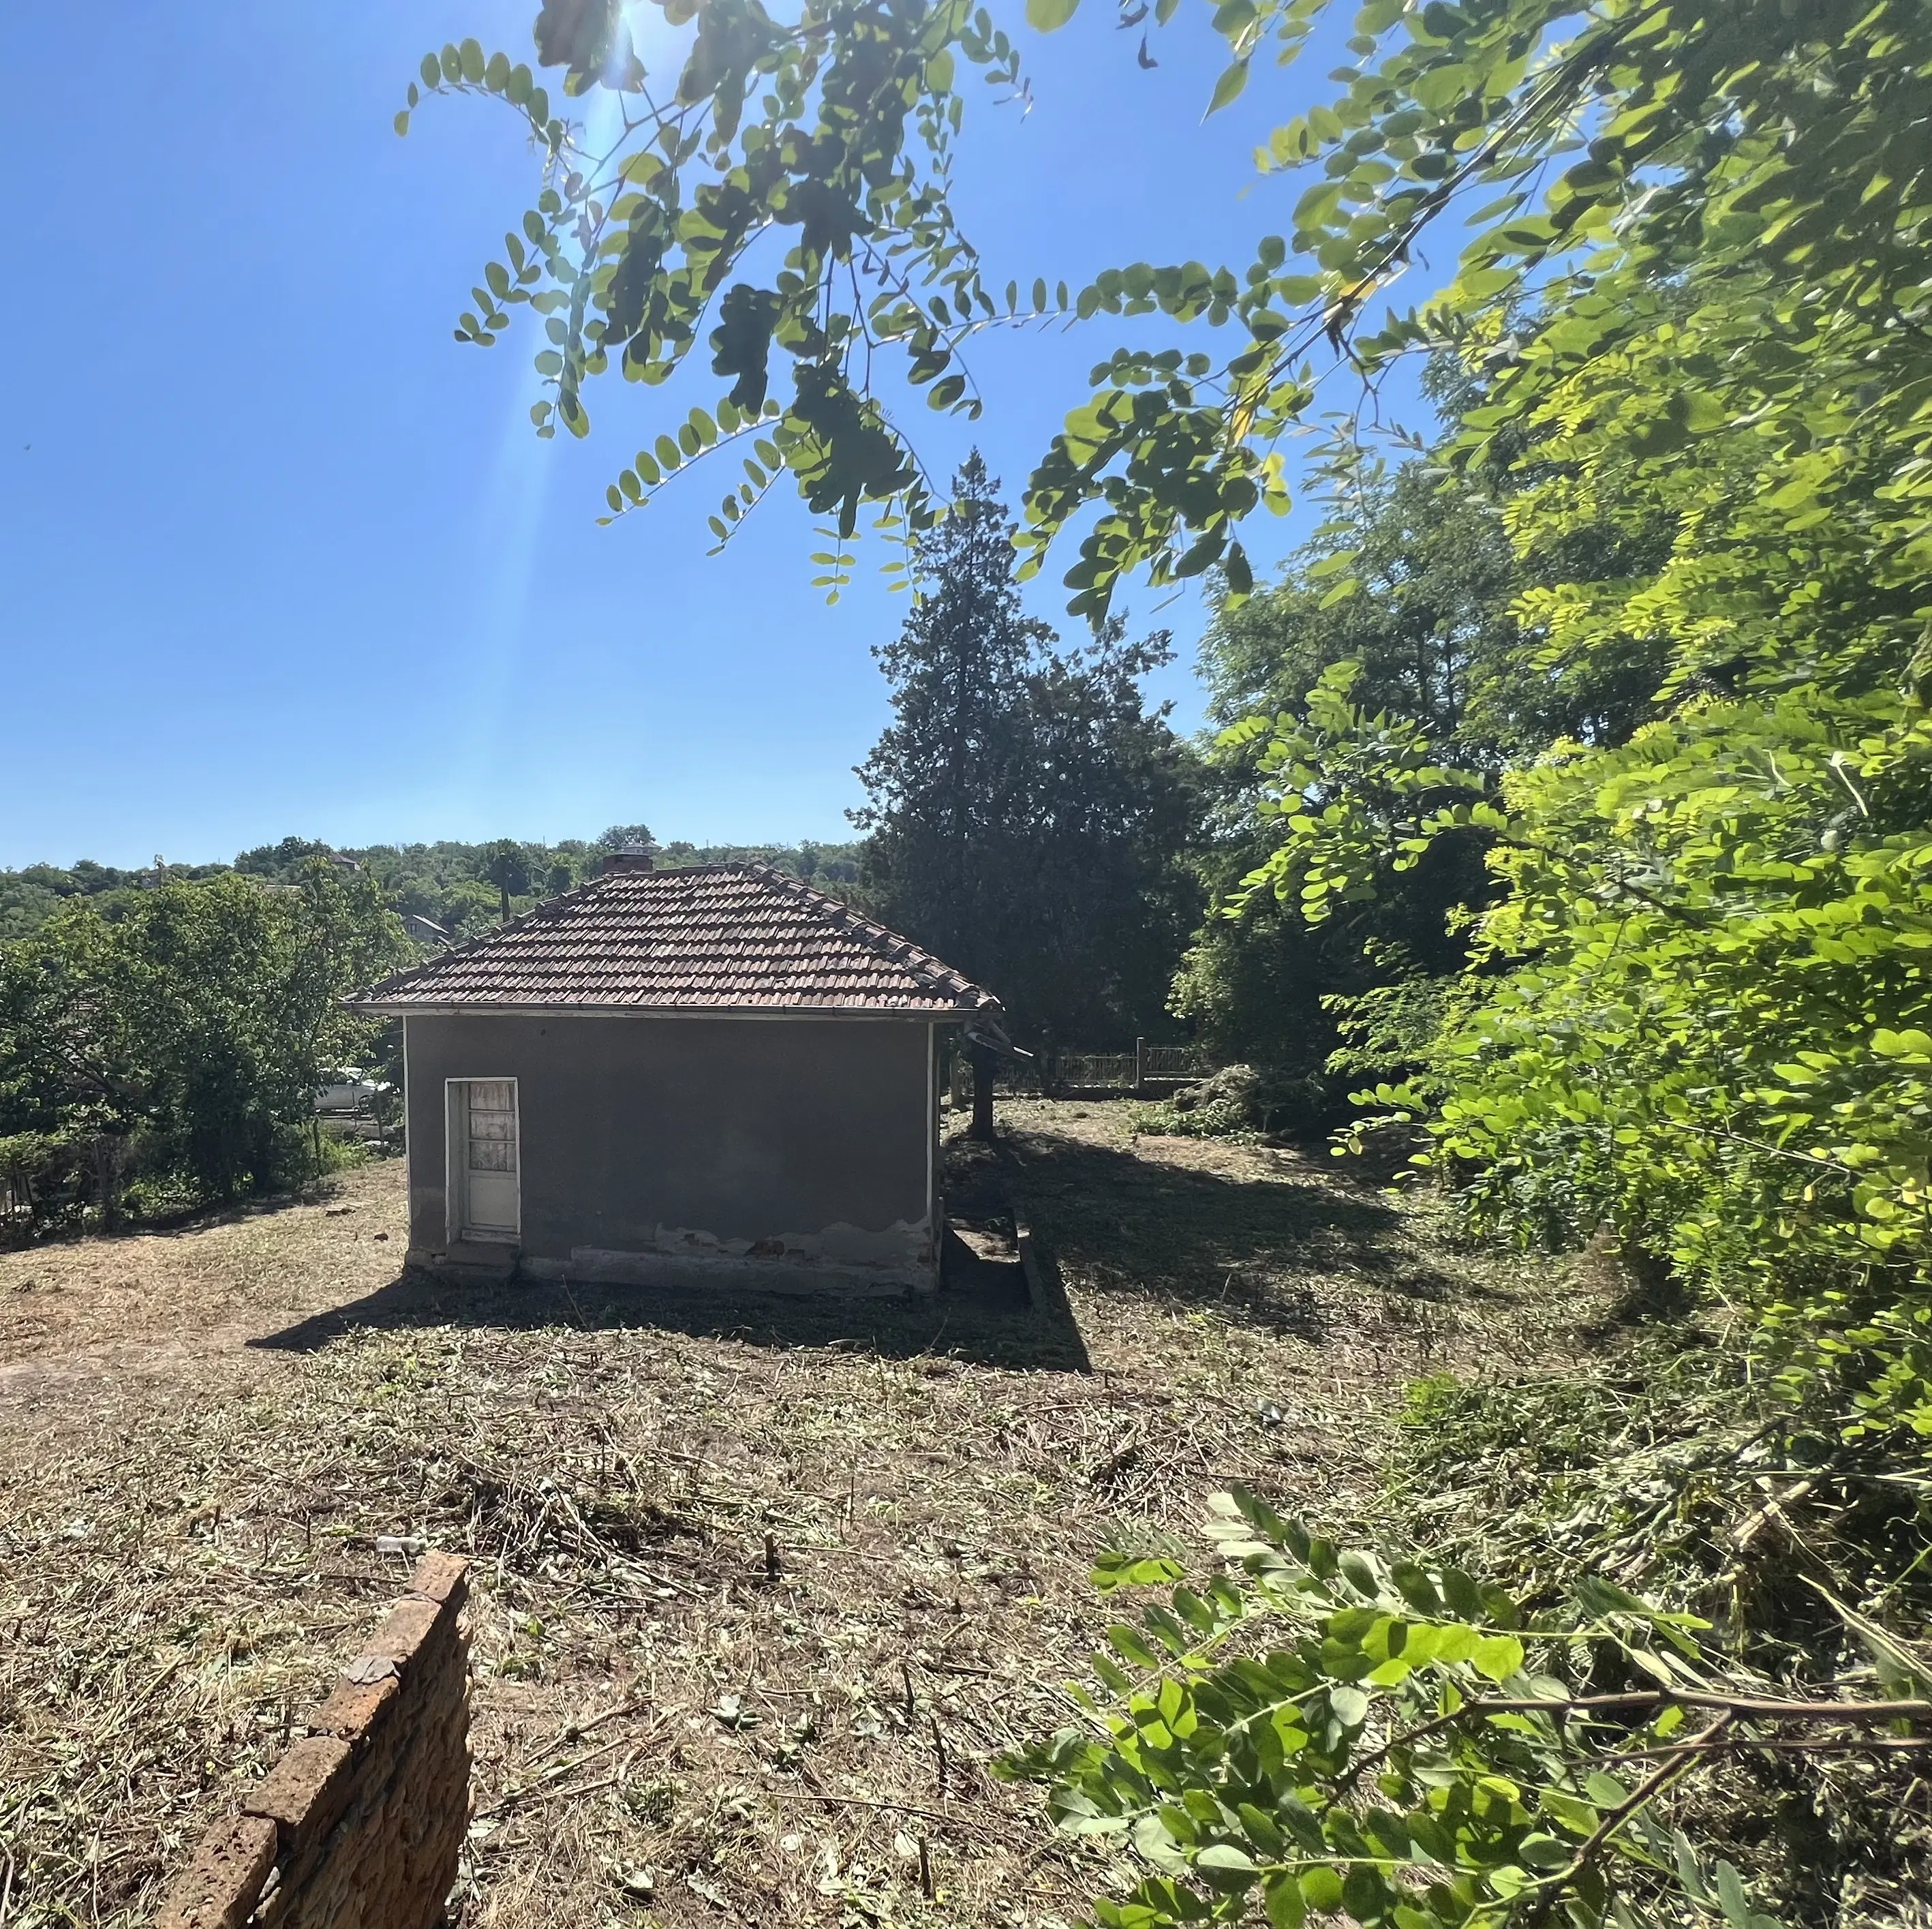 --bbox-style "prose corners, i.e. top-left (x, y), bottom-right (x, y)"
top-left (0, 1101), bottom-right (1573, 1928)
